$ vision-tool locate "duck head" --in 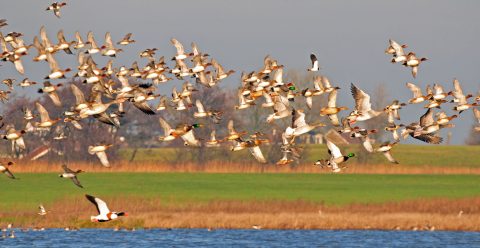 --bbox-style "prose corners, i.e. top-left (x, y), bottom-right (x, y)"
top-left (192, 123), bottom-right (203, 128)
